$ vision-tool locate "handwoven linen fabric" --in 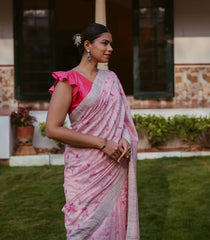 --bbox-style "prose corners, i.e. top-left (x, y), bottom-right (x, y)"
top-left (49, 69), bottom-right (140, 240)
